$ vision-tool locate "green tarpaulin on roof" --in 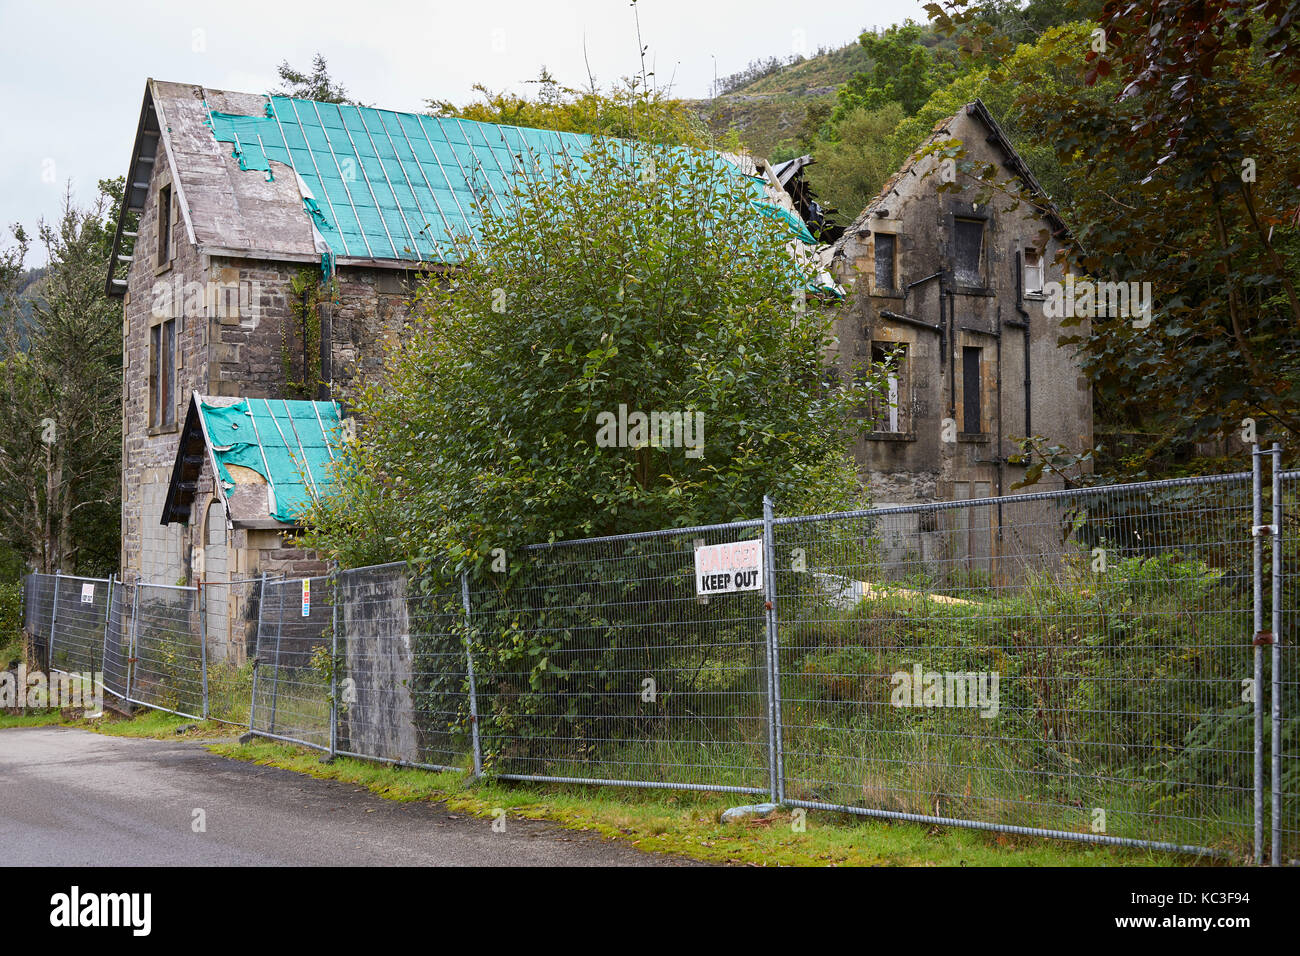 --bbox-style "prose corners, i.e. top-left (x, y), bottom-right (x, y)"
top-left (205, 97), bottom-right (811, 265)
top-left (198, 396), bottom-right (342, 523)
